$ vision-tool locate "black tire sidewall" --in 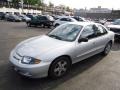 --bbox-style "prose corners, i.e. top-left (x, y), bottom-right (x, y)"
top-left (103, 42), bottom-right (112, 55)
top-left (48, 57), bottom-right (71, 79)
